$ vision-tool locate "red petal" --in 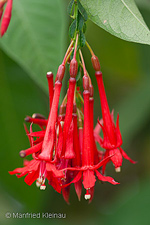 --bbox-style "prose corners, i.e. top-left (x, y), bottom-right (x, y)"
top-left (74, 180), bottom-right (82, 201)
top-left (109, 148), bottom-right (123, 168)
top-left (92, 154), bottom-right (112, 170)
top-left (82, 170), bottom-right (96, 189)
top-left (28, 131), bottom-right (45, 137)
top-left (88, 187), bottom-right (94, 204)
top-left (62, 186), bottom-right (70, 204)
top-left (95, 170), bottom-right (119, 185)
top-left (120, 147), bottom-right (137, 164)
top-left (61, 171), bottom-right (82, 188)
top-left (48, 175), bottom-right (62, 193)
top-left (24, 170), bottom-right (39, 186)
top-left (46, 163), bottom-right (64, 178)
top-left (115, 114), bottom-right (123, 146)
